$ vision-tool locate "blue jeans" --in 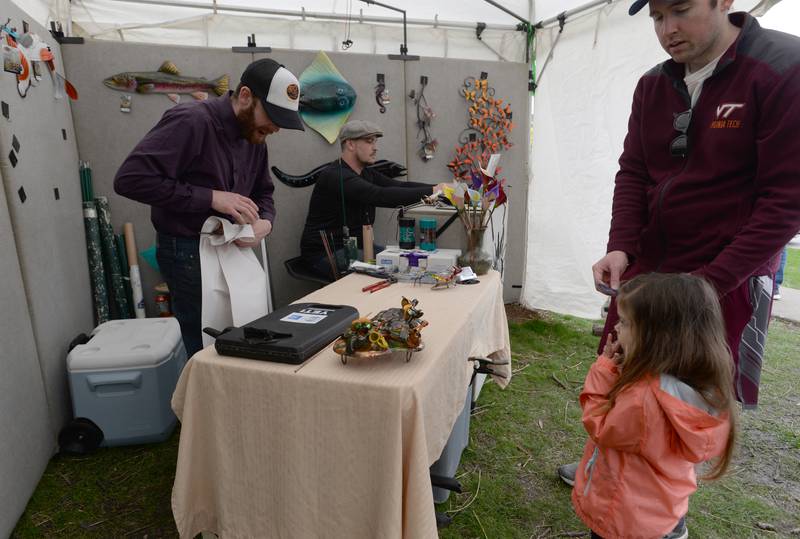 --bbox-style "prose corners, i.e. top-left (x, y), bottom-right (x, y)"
top-left (775, 247), bottom-right (788, 289)
top-left (156, 233), bottom-right (203, 358)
